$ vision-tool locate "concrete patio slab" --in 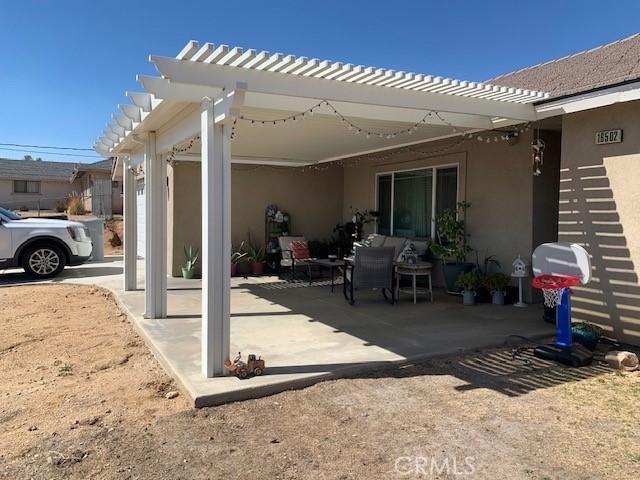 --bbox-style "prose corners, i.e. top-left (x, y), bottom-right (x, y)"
top-left (0, 258), bottom-right (554, 407)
